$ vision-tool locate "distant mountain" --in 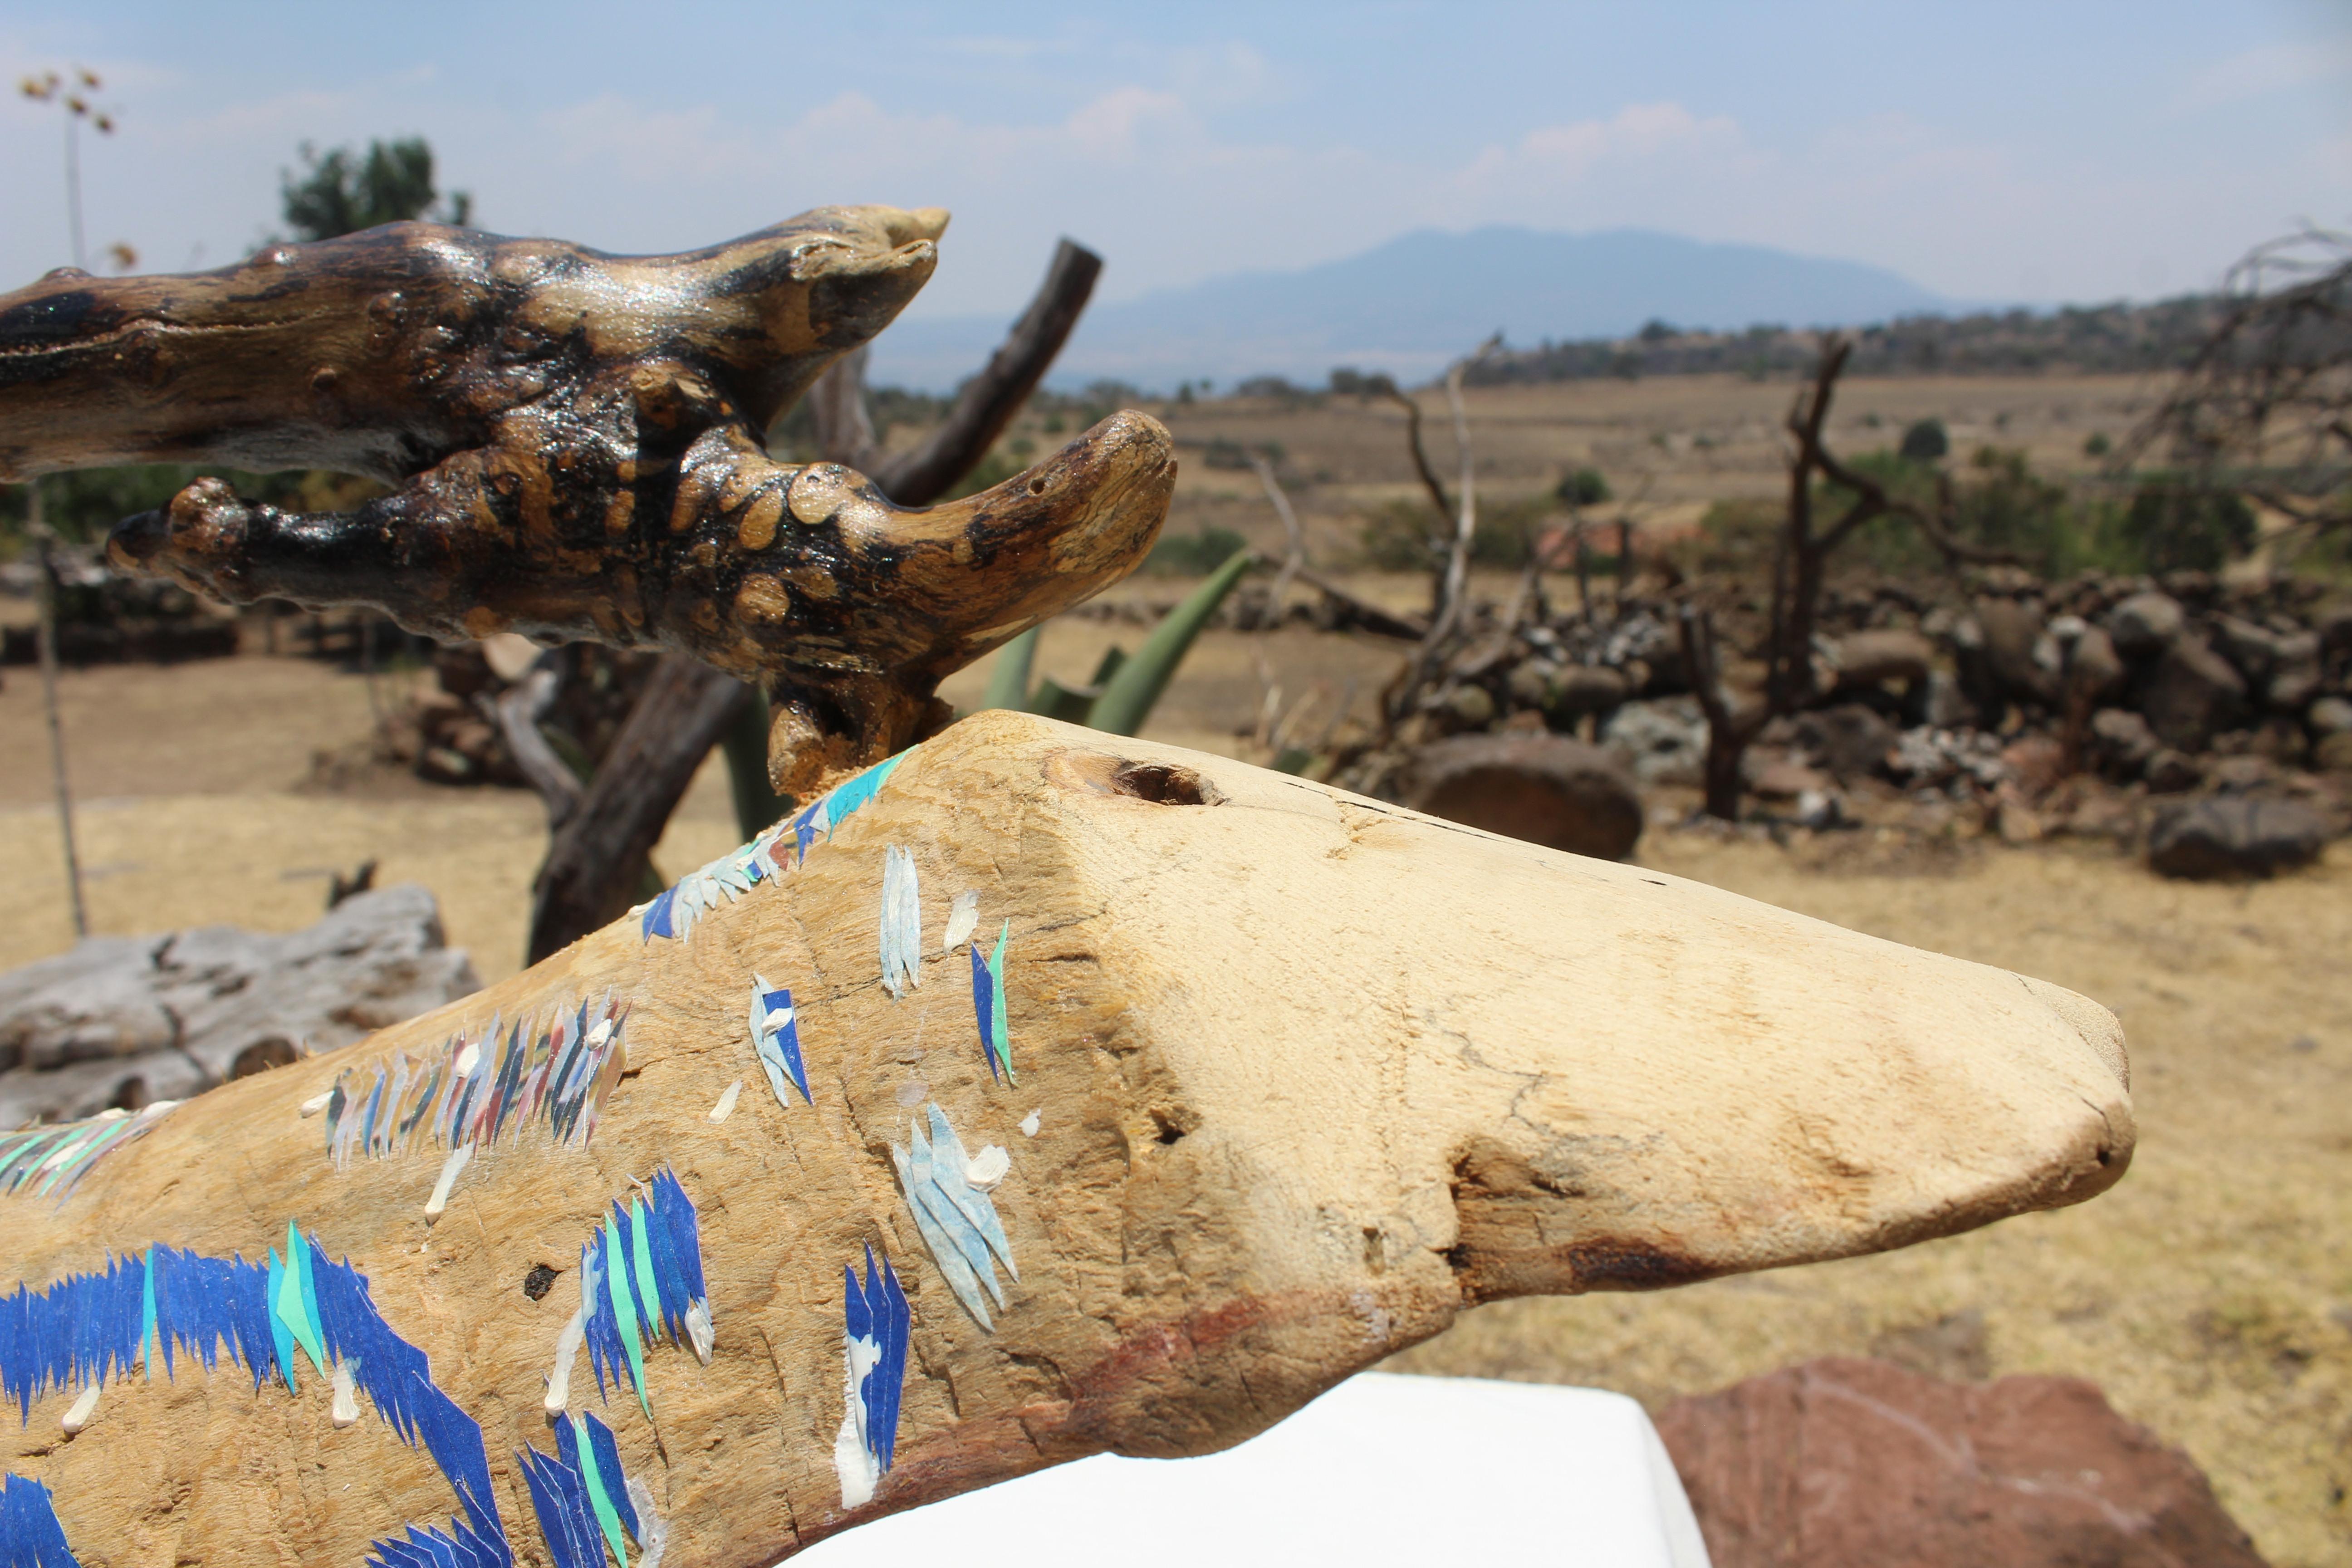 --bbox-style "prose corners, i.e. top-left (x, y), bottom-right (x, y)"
top-left (866, 226), bottom-right (1962, 392)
